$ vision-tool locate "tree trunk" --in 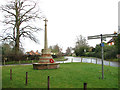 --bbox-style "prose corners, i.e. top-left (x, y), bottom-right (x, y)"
top-left (14, 0), bottom-right (20, 55)
top-left (15, 28), bottom-right (19, 55)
